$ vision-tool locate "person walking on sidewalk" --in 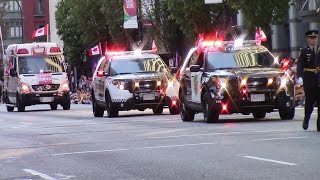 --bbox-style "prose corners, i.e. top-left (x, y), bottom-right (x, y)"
top-left (297, 30), bottom-right (320, 130)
